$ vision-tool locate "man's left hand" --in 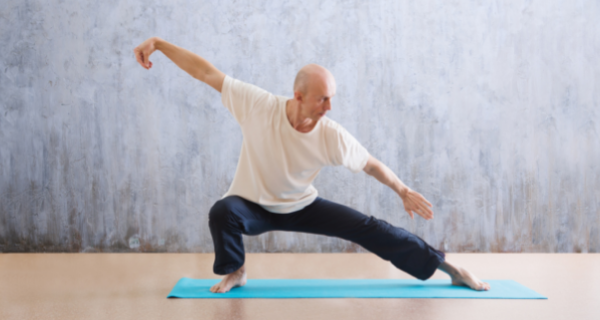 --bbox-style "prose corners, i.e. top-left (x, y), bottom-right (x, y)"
top-left (399, 188), bottom-right (434, 220)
